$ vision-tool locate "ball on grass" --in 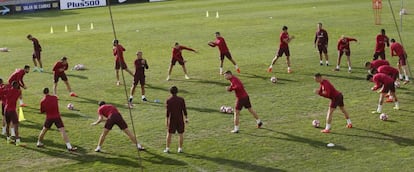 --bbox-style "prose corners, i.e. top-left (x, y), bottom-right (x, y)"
top-left (312, 120), bottom-right (320, 128)
top-left (67, 103), bottom-right (74, 110)
top-left (270, 76), bottom-right (277, 83)
top-left (220, 105), bottom-right (227, 113)
top-left (225, 106), bottom-right (234, 114)
top-left (379, 113), bottom-right (388, 121)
